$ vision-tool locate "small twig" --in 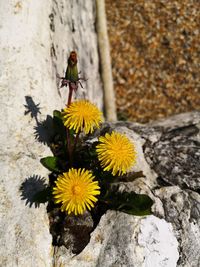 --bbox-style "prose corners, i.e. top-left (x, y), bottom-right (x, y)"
top-left (66, 83), bottom-right (75, 166)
